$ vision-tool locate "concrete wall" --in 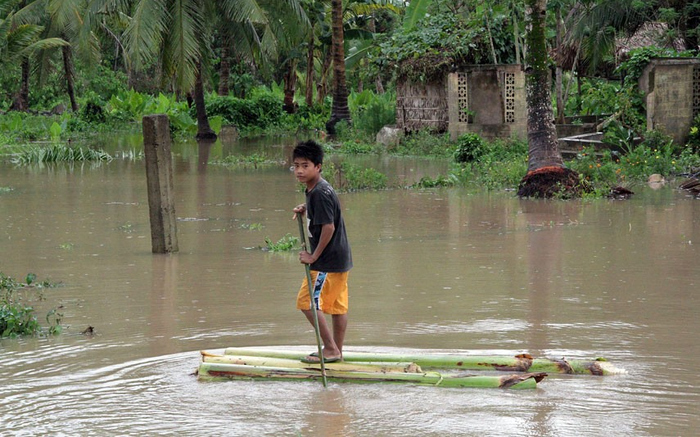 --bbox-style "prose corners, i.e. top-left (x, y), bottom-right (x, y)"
top-left (639, 58), bottom-right (700, 144)
top-left (447, 65), bottom-right (527, 141)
